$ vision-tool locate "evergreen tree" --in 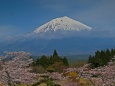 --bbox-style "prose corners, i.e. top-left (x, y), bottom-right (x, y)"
top-left (95, 50), bottom-right (101, 58)
top-left (106, 49), bottom-right (111, 56)
top-left (52, 50), bottom-right (61, 62)
top-left (63, 57), bottom-right (69, 66)
top-left (88, 48), bottom-right (115, 68)
top-left (53, 50), bottom-right (58, 57)
top-left (39, 55), bottom-right (49, 68)
top-left (49, 56), bottom-right (54, 64)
